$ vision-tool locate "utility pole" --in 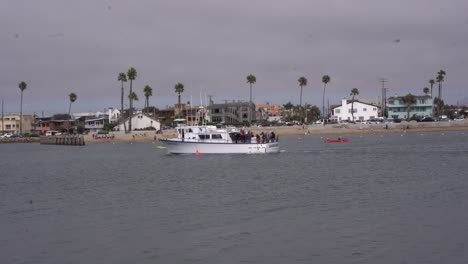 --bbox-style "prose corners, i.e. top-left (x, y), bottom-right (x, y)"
top-left (379, 78), bottom-right (388, 118)
top-left (1, 99), bottom-right (4, 134)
